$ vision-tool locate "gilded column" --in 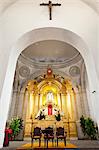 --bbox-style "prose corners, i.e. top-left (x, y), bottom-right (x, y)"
top-left (38, 93), bottom-right (40, 110)
top-left (40, 93), bottom-right (43, 108)
top-left (62, 93), bottom-right (67, 116)
top-left (35, 93), bottom-right (39, 116)
top-left (70, 90), bottom-right (77, 120)
top-left (65, 93), bottom-right (67, 119)
top-left (67, 92), bottom-right (72, 119)
top-left (29, 92), bottom-right (35, 118)
top-left (57, 93), bottom-right (61, 110)
top-left (60, 93), bottom-right (62, 111)
top-left (32, 93), bottom-right (35, 118)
